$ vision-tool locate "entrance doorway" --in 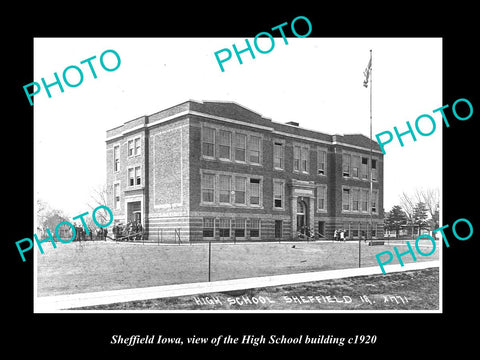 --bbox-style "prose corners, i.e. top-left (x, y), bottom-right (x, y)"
top-left (134, 211), bottom-right (141, 224)
top-left (296, 198), bottom-right (309, 235)
top-left (127, 201), bottom-right (141, 223)
top-left (318, 221), bottom-right (325, 238)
